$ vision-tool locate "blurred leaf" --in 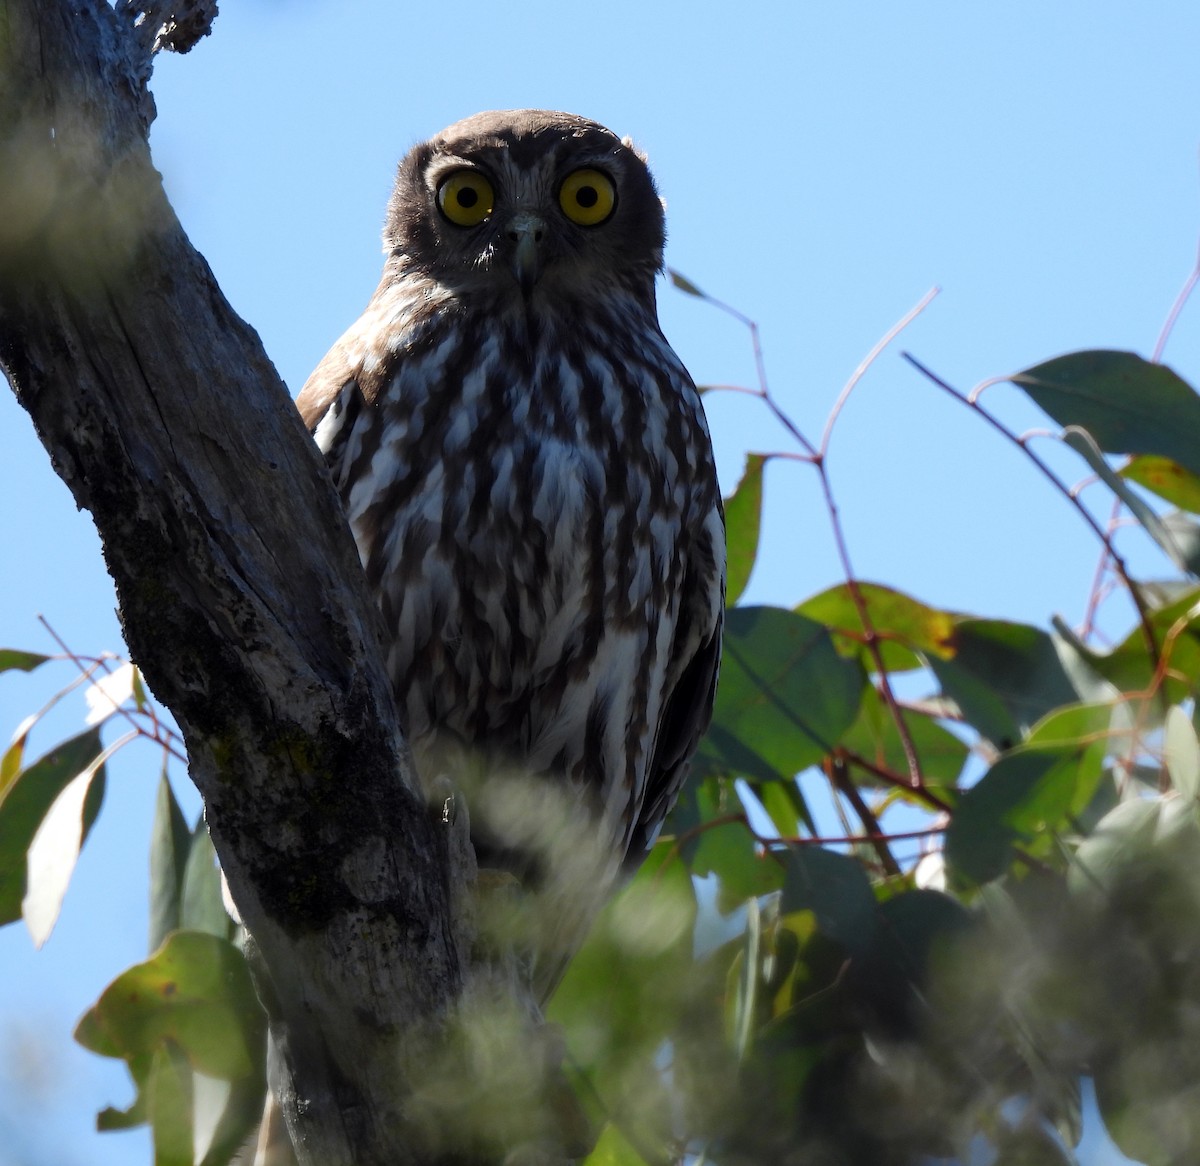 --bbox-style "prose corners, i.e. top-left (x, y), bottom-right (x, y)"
top-left (698, 607), bottom-right (865, 783)
top-left (992, 1121), bottom-right (1076, 1165)
top-left (0, 649), bottom-right (50, 674)
top-left (930, 620), bottom-right (1103, 748)
top-left (667, 268), bottom-right (705, 298)
top-left (840, 684), bottom-right (969, 787)
top-left (781, 846), bottom-right (876, 955)
top-left (0, 716), bottom-right (36, 797)
top-left (148, 1043), bottom-right (193, 1166)
top-left (1122, 453), bottom-right (1200, 513)
top-left (754, 779), bottom-right (815, 837)
top-left (180, 822), bottom-right (229, 939)
top-left (797, 581), bottom-right (955, 671)
top-left (946, 742), bottom-right (1105, 885)
top-left (724, 454), bottom-right (765, 606)
top-left (680, 778), bottom-right (783, 911)
top-left (550, 845), bottom-right (697, 1150)
top-left (149, 773), bottom-right (192, 953)
top-left (582, 1122), bottom-right (652, 1166)
top-left (22, 755), bottom-right (106, 947)
top-left (1165, 704), bottom-right (1200, 800)
top-left (75, 930), bottom-right (264, 1081)
top-left (1011, 350), bottom-right (1200, 477)
top-left (1023, 700), bottom-right (1133, 751)
top-left (0, 728), bottom-right (104, 926)
top-left (85, 662), bottom-right (138, 726)
top-left (1064, 427), bottom-right (1200, 575)
top-left (1088, 585), bottom-right (1200, 705)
